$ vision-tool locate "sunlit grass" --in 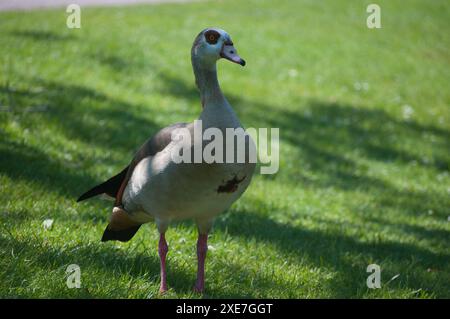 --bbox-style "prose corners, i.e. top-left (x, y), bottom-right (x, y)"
top-left (0, 0), bottom-right (449, 298)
